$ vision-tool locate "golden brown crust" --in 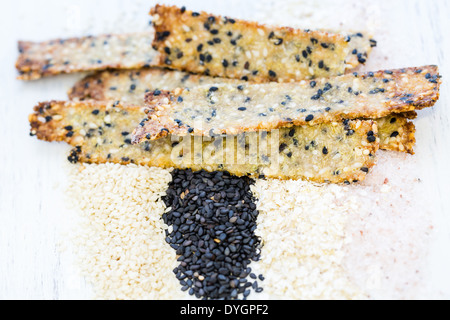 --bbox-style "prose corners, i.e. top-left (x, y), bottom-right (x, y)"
top-left (132, 65), bottom-right (440, 143)
top-left (16, 32), bottom-right (159, 80)
top-left (67, 73), bottom-right (109, 101)
top-left (29, 100), bottom-right (379, 184)
top-left (149, 4), bottom-right (373, 83)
